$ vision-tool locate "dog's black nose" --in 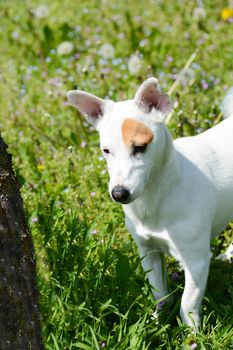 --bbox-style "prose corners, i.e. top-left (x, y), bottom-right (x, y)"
top-left (111, 185), bottom-right (130, 203)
